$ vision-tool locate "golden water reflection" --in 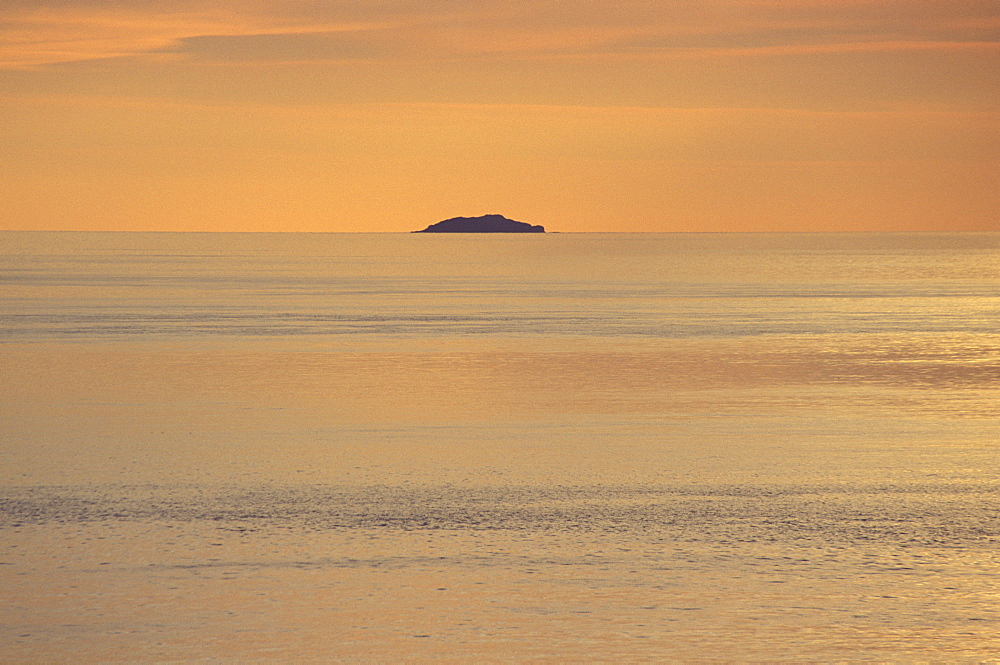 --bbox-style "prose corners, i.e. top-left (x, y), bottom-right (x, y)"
top-left (2, 231), bottom-right (999, 660)
top-left (2, 336), bottom-right (996, 487)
